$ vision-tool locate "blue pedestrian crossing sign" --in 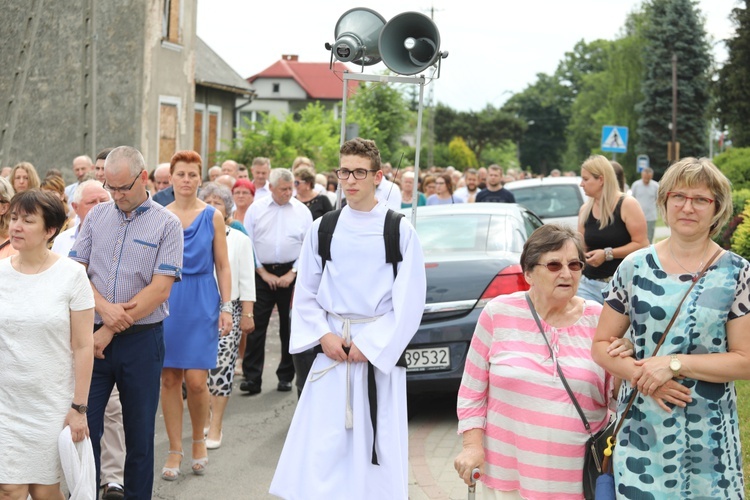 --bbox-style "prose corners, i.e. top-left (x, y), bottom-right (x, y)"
top-left (601, 126), bottom-right (628, 153)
